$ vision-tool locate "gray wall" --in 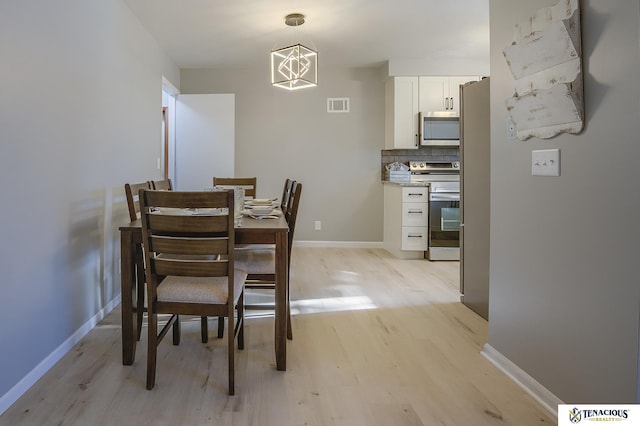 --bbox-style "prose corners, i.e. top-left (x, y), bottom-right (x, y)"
top-left (180, 67), bottom-right (386, 243)
top-left (0, 0), bottom-right (178, 404)
top-left (488, 0), bottom-right (640, 402)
